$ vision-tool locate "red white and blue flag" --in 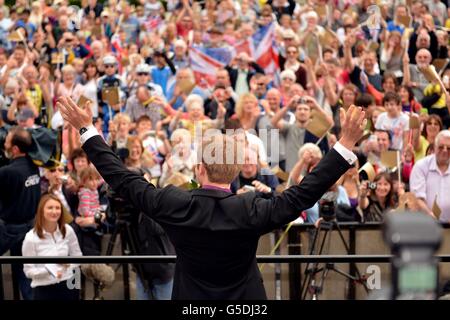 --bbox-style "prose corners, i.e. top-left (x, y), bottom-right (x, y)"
top-left (189, 46), bottom-right (233, 88)
top-left (234, 22), bottom-right (279, 75)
